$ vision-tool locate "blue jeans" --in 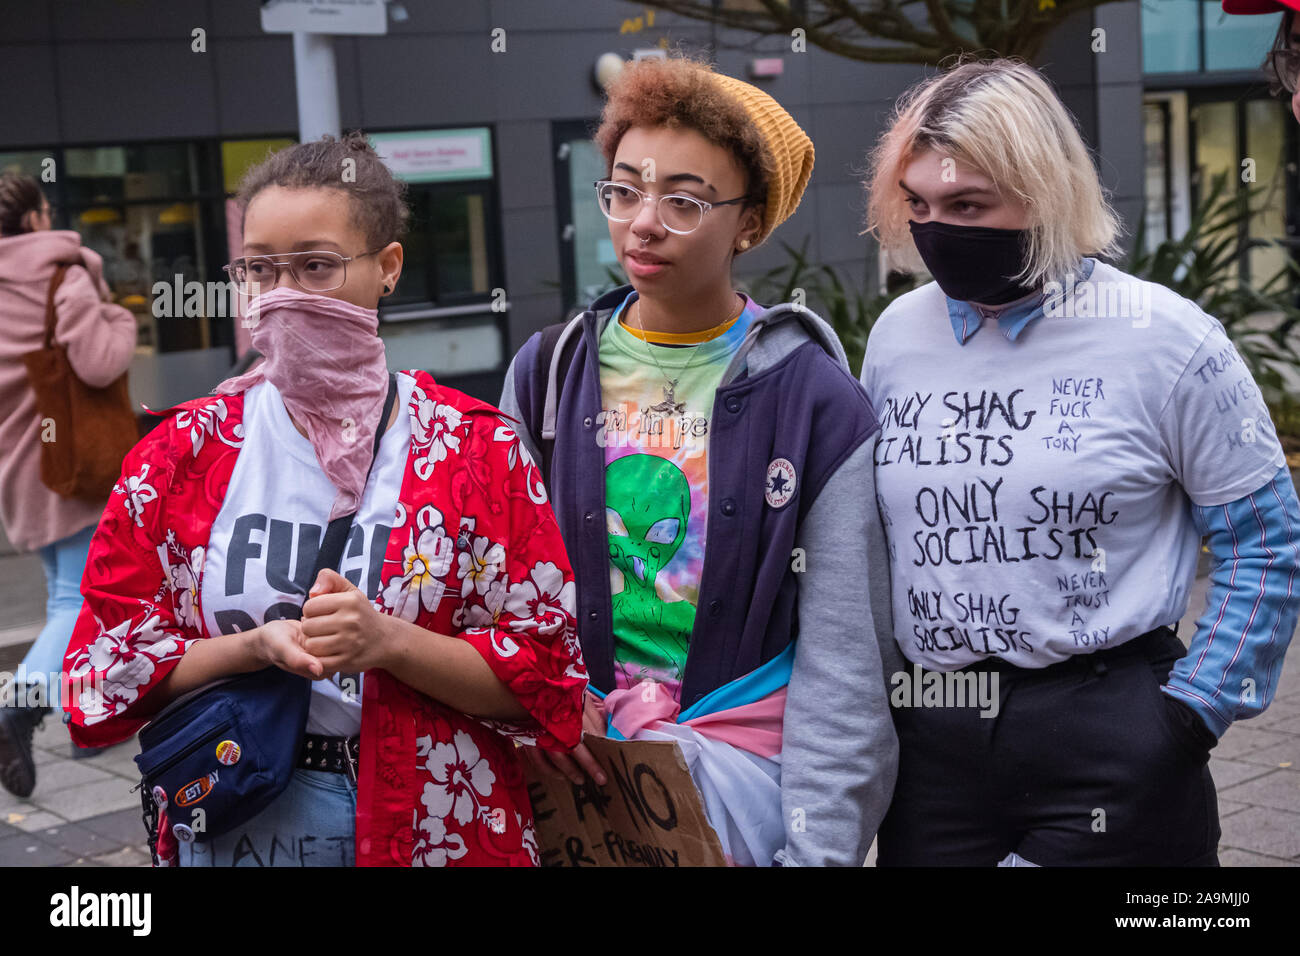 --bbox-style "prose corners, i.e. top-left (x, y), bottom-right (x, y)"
top-left (18, 524), bottom-right (95, 712)
top-left (176, 768), bottom-right (357, 867)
